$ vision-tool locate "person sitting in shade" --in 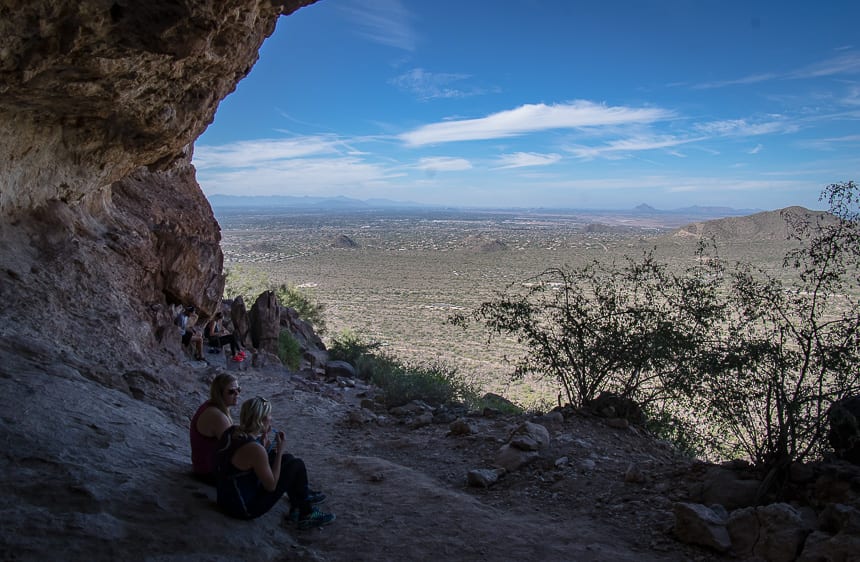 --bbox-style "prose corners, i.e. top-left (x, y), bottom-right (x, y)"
top-left (189, 373), bottom-right (240, 484)
top-left (215, 396), bottom-right (334, 528)
top-left (177, 305), bottom-right (204, 361)
top-left (204, 311), bottom-right (245, 362)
